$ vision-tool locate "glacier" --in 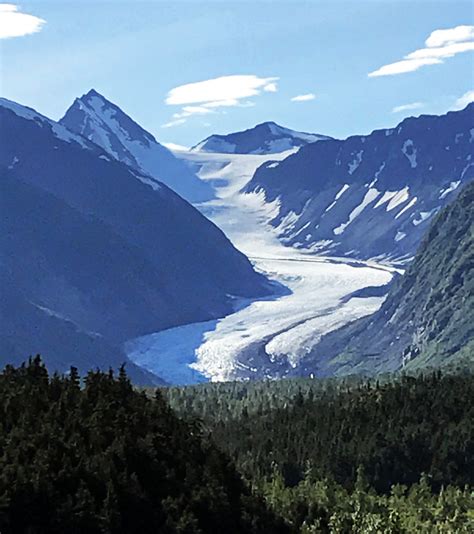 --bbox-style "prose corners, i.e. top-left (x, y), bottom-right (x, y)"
top-left (127, 148), bottom-right (395, 384)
